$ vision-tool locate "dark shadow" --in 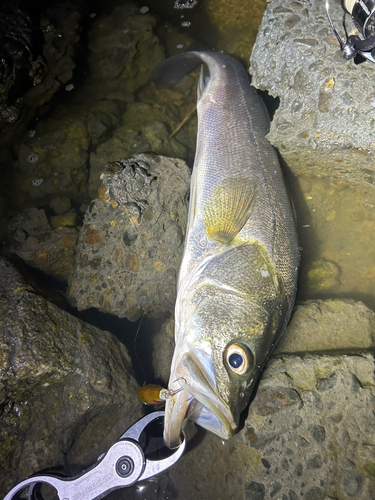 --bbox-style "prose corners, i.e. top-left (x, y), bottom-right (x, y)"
top-left (257, 90), bottom-right (280, 122)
